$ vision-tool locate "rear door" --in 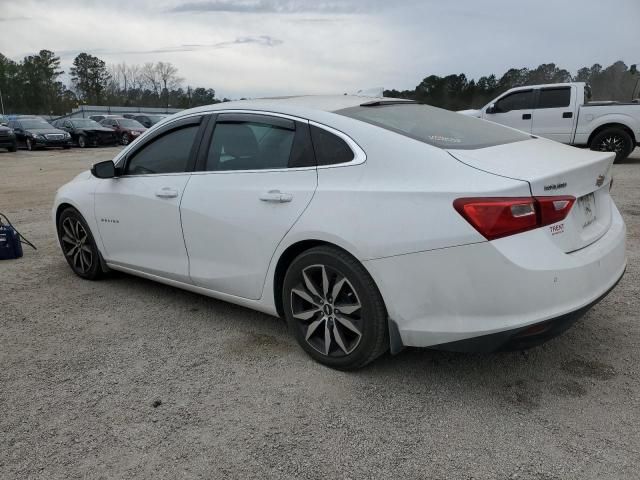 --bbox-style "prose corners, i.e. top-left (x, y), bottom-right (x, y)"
top-left (180, 112), bottom-right (317, 300)
top-left (531, 86), bottom-right (576, 143)
top-left (483, 89), bottom-right (534, 133)
top-left (94, 115), bottom-right (205, 282)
